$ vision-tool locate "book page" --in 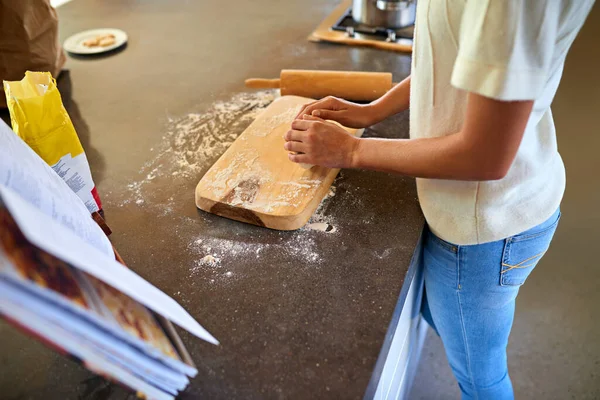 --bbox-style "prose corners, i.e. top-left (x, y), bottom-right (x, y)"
top-left (0, 120), bottom-right (112, 256)
top-left (0, 204), bottom-right (97, 312)
top-left (83, 274), bottom-right (182, 361)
